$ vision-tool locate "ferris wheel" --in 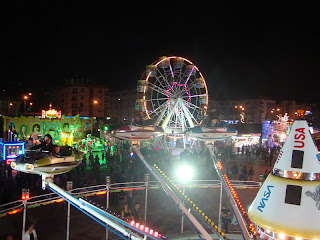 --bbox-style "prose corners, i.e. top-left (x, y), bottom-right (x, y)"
top-left (136, 56), bottom-right (208, 134)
